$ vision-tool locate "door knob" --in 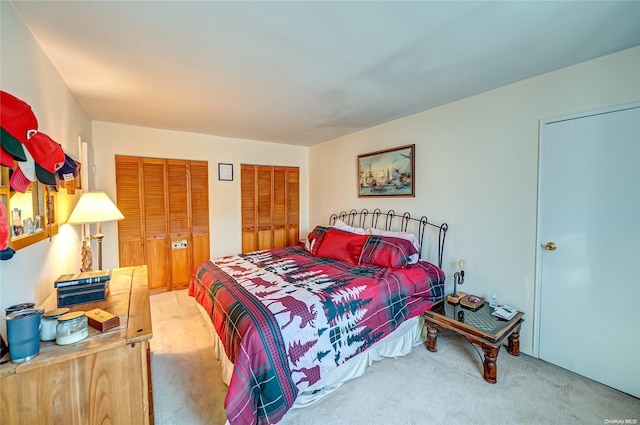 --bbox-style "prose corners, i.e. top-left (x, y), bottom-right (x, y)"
top-left (543, 242), bottom-right (557, 251)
